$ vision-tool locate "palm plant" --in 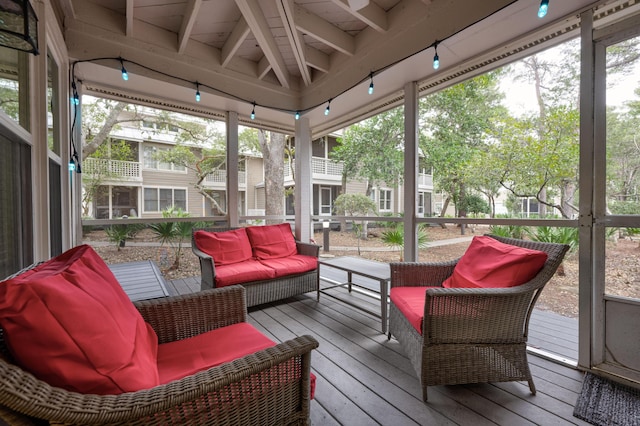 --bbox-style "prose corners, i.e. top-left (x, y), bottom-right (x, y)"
top-left (526, 226), bottom-right (578, 276)
top-left (381, 224), bottom-right (429, 261)
top-left (149, 207), bottom-right (194, 271)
